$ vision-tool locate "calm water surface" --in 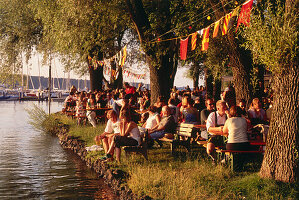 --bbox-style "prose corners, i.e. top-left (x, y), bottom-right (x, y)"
top-left (0, 101), bottom-right (118, 200)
